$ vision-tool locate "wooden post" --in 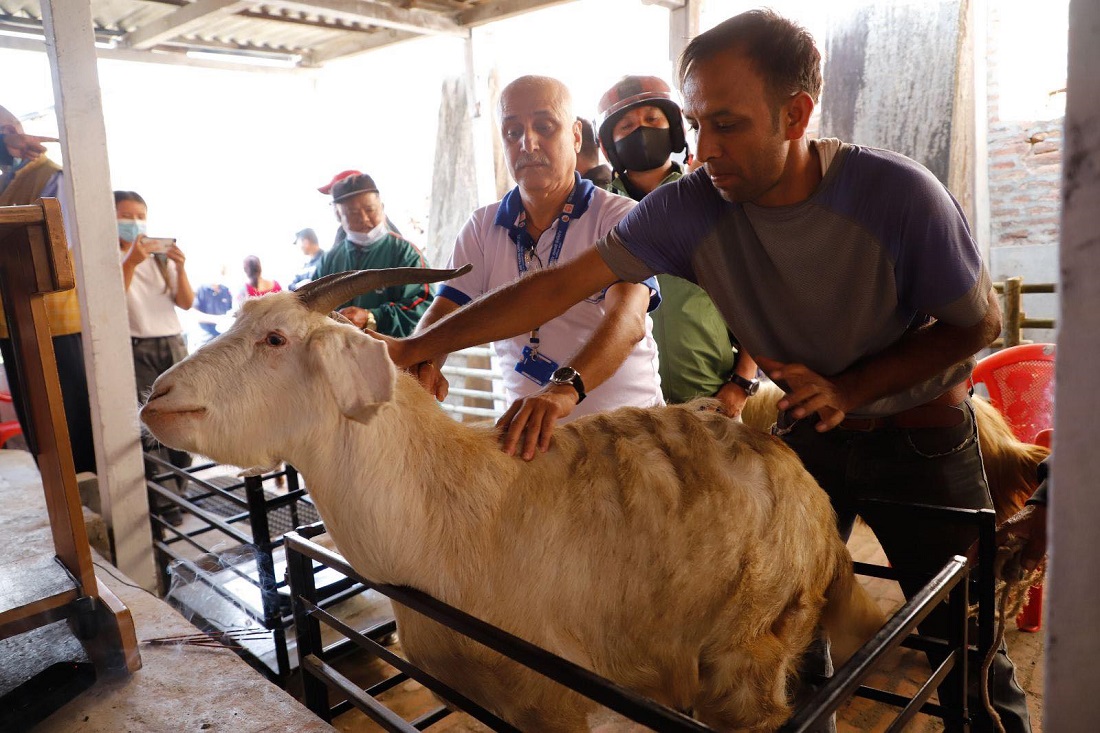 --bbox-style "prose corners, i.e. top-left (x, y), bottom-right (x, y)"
top-left (40, 0), bottom-right (155, 590)
top-left (1003, 276), bottom-right (1023, 347)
